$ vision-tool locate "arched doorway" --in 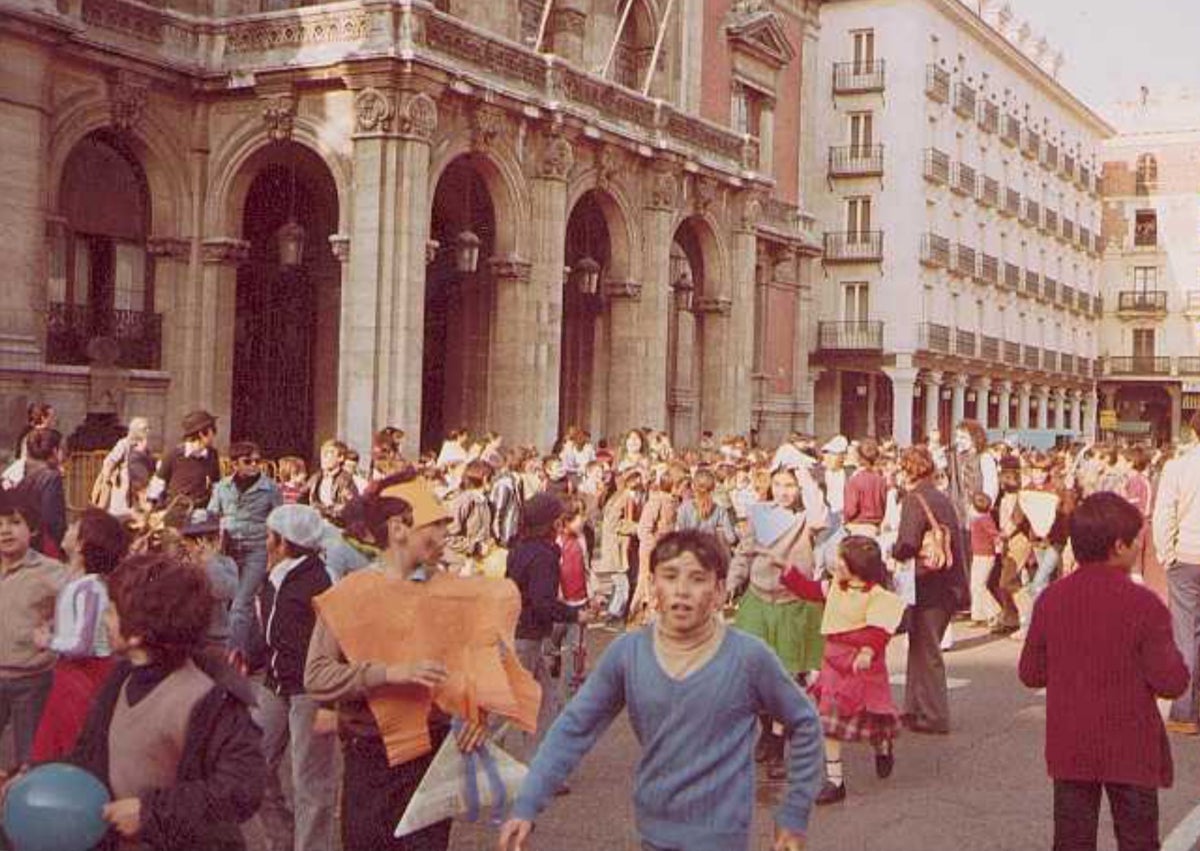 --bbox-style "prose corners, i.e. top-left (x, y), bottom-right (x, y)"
top-left (668, 219), bottom-right (707, 446)
top-left (232, 143), bottom-right (340, 460)
top-left (559, 191), bottom-right (612, 439)
top-left (49, 130), bottom-right (158, 370)
top-left (425, 156), bottom-right (496, 452)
